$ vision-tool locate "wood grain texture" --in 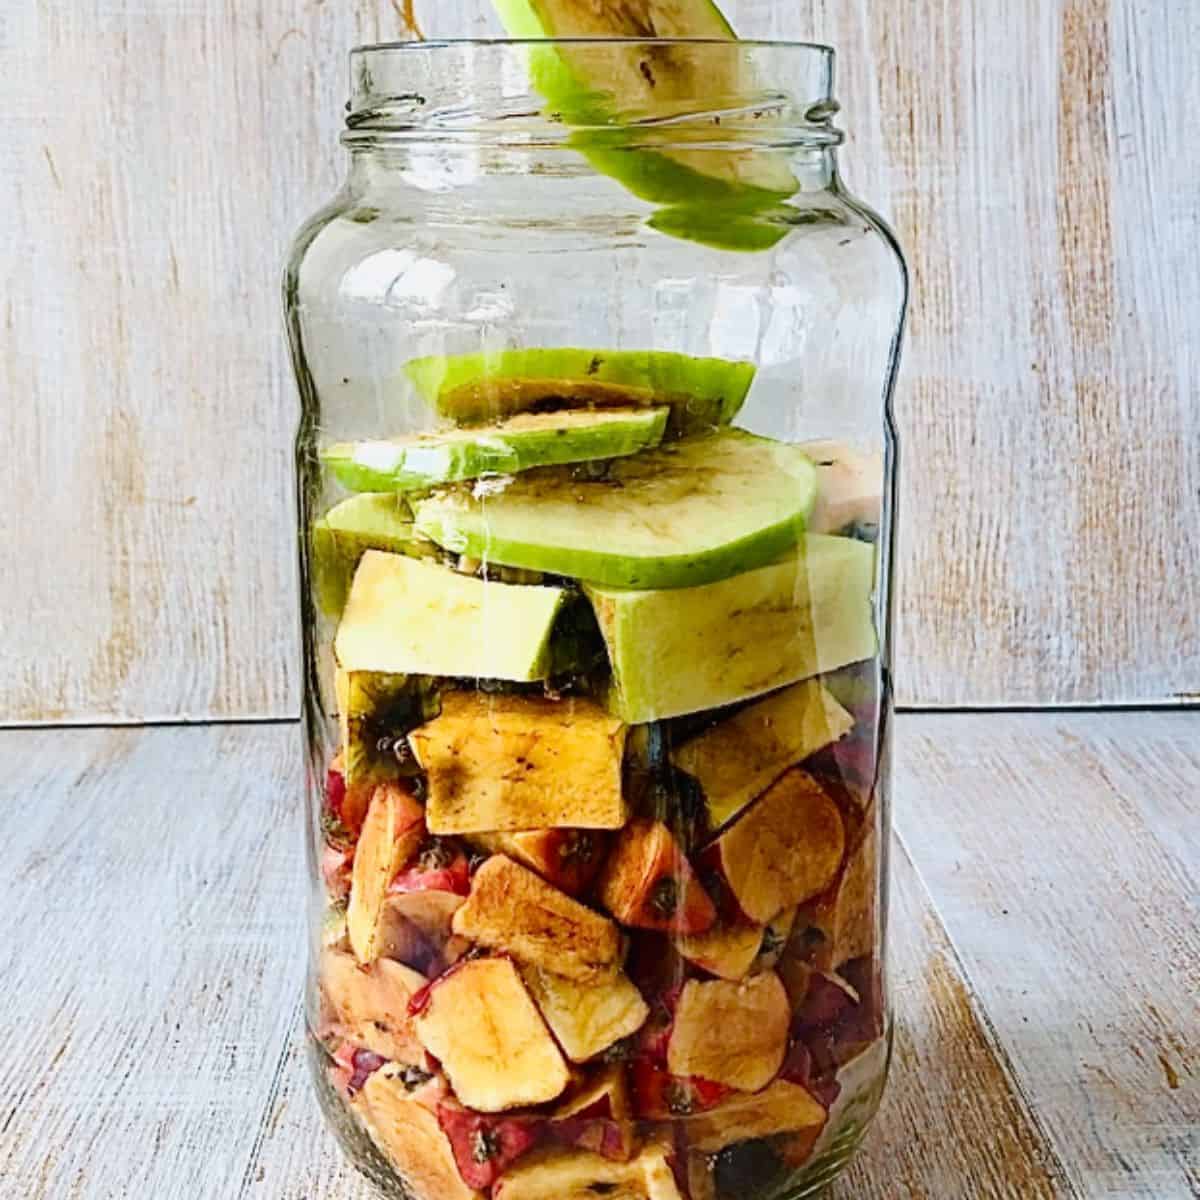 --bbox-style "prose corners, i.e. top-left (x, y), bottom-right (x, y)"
top-left (0, 723), bottom-right (306, 1198)
top-left (2, 0), bottom-right (1198, 718)
top-left (894, 711), bottom-right (1200, 1197)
